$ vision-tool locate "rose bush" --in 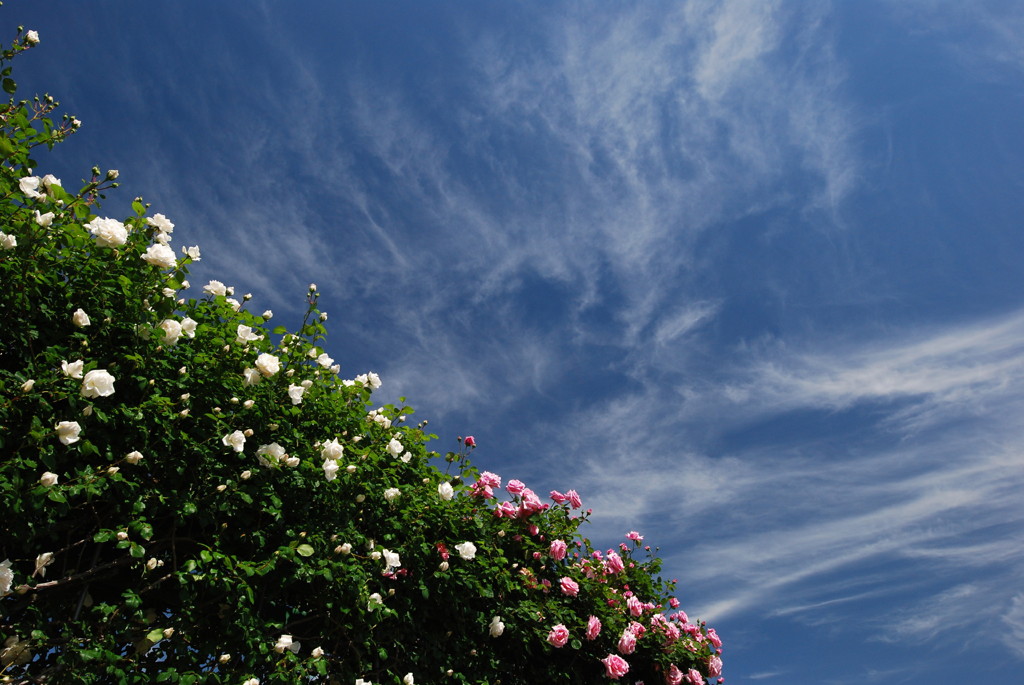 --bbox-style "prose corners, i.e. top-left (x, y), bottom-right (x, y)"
top-left (0, 28), bottom-right (723, 685)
